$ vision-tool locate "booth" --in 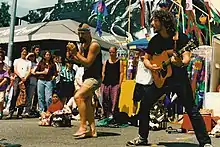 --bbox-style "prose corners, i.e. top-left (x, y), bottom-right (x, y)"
top-left (204, 34), bottom-right (220, 117)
